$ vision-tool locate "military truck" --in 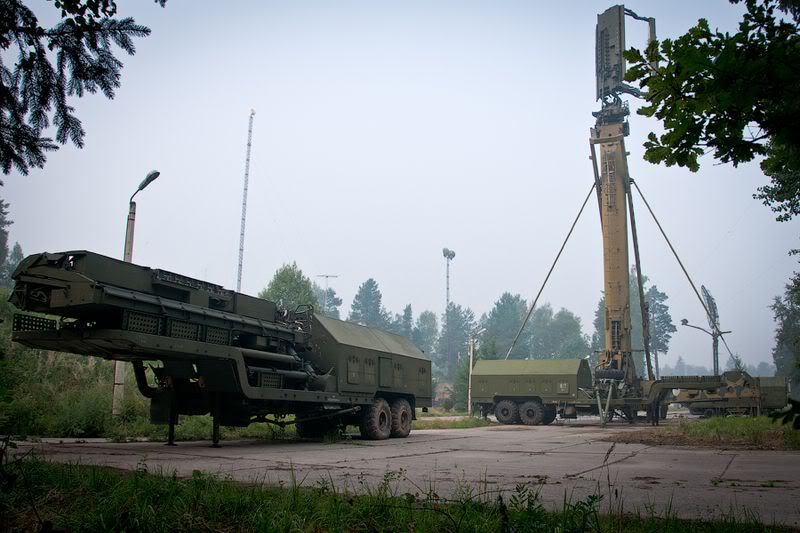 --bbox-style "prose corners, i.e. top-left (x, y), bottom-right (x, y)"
top-left (471, 359), bottom-right (594, 425)
top-left (10, 251), bottom-right (432, 443)
top-left (676, 371), bottom-right (788, 417)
